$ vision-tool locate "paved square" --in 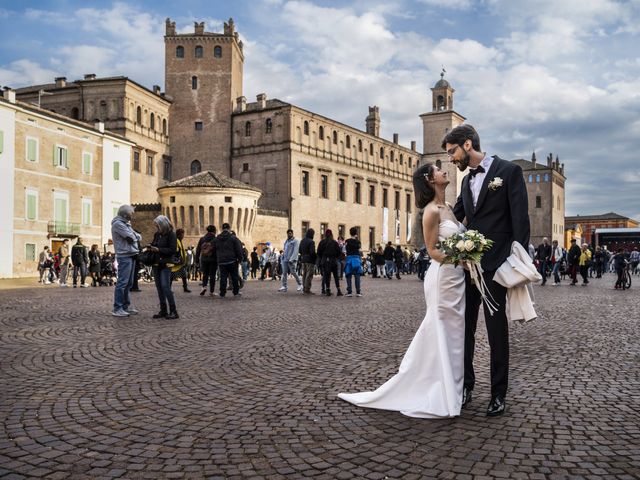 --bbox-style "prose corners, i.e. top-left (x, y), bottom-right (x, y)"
top-left (1, 274), bottom-right (639, 479)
